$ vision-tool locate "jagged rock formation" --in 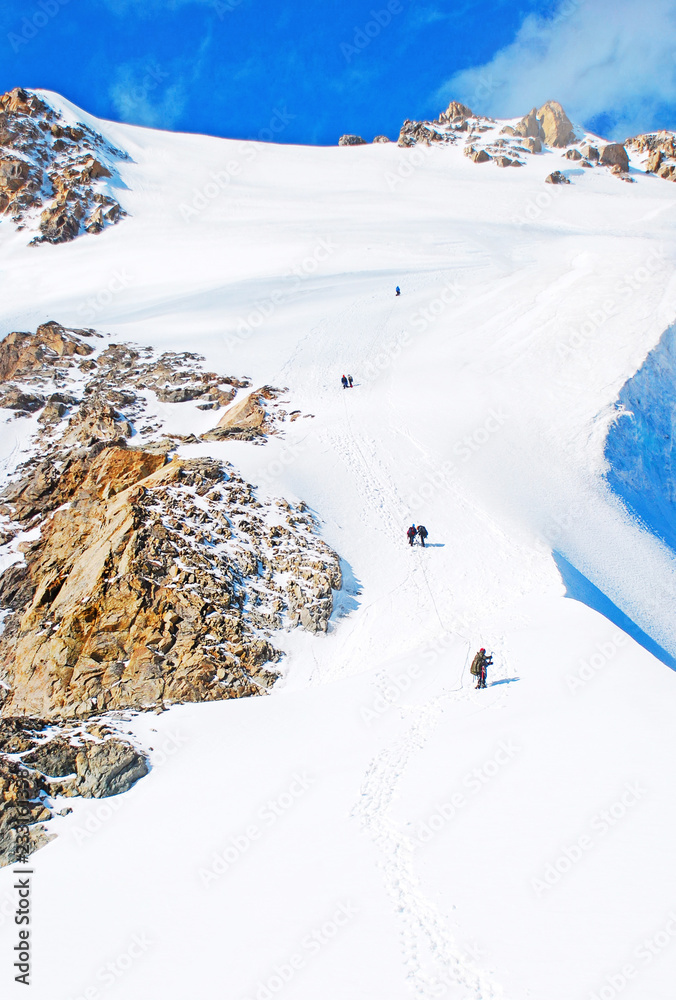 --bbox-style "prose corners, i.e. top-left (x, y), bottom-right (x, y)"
top-left (0, 87), bottom-right (127, 245)
top-left (600, 142), bottom-right (630, 172)
top-left (0, 716), bottom-right (149, 865)
top-left (372, 135), bottom-right (390, 143)
top-left (537, 101), bottom-right (575, 147)
top-left (338, 135), bottom-right (366, 146)
top-left (0, 322), bottom-right (341, 723)
top-left (0, 321), bottom-right (343, 858)
top-left (546, 171), bottom-right (570, 185)
top-left (201, 386), bottom-right (284, 441)
top-left (626, 131), bottom-right (676, 181)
